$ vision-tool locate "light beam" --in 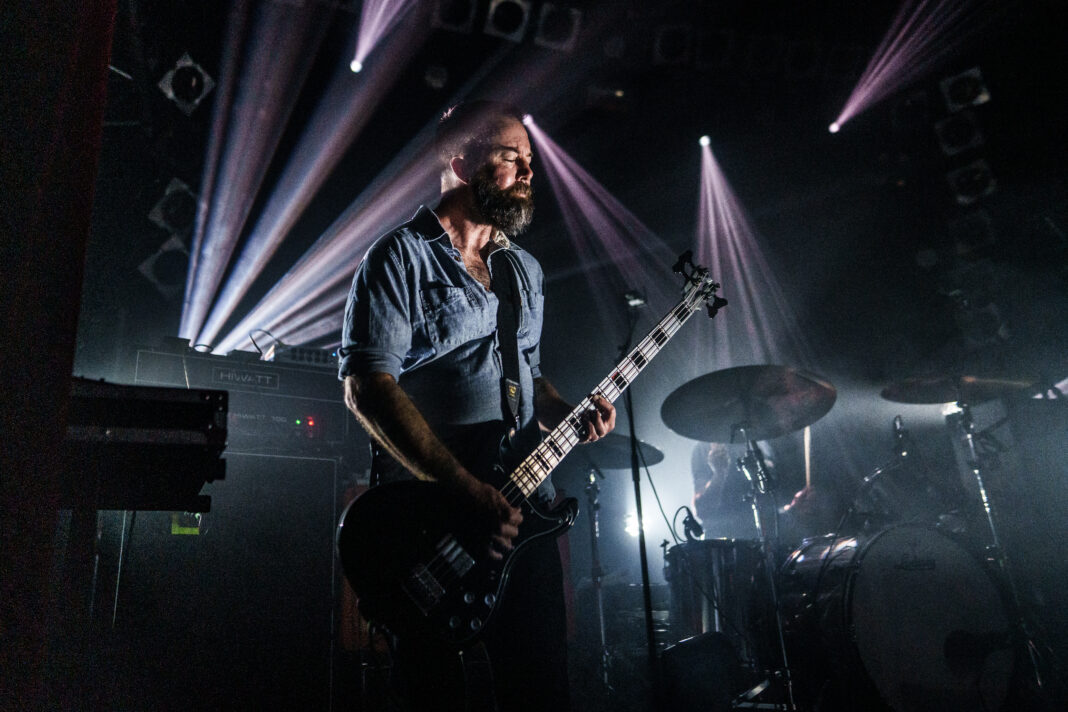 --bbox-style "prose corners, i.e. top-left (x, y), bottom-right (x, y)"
top-left (831, 0), bottom-right (996, 131)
